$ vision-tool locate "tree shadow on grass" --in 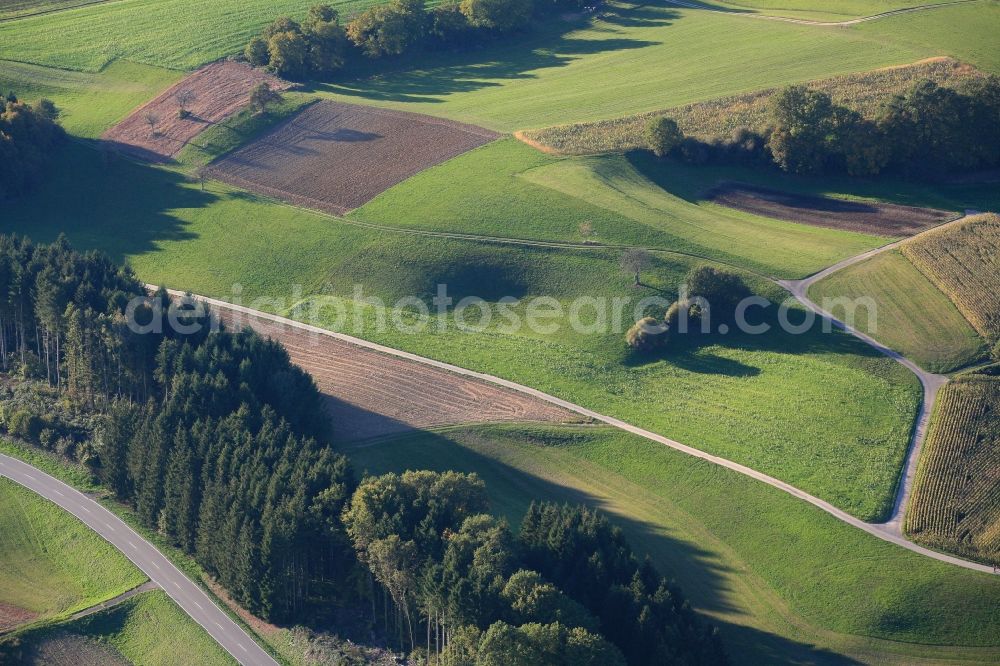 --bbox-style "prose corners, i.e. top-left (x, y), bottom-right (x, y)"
top-left (308, 4), bottom-right (679, 104)
top-left (626, 150), bottom-right (1000, 214)
top-left (345, 425), bottom-right (863, 665)
top-left (0, 140), bottom-right (204, 265)
top-left (623, 304), bottom-right (884, 373)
